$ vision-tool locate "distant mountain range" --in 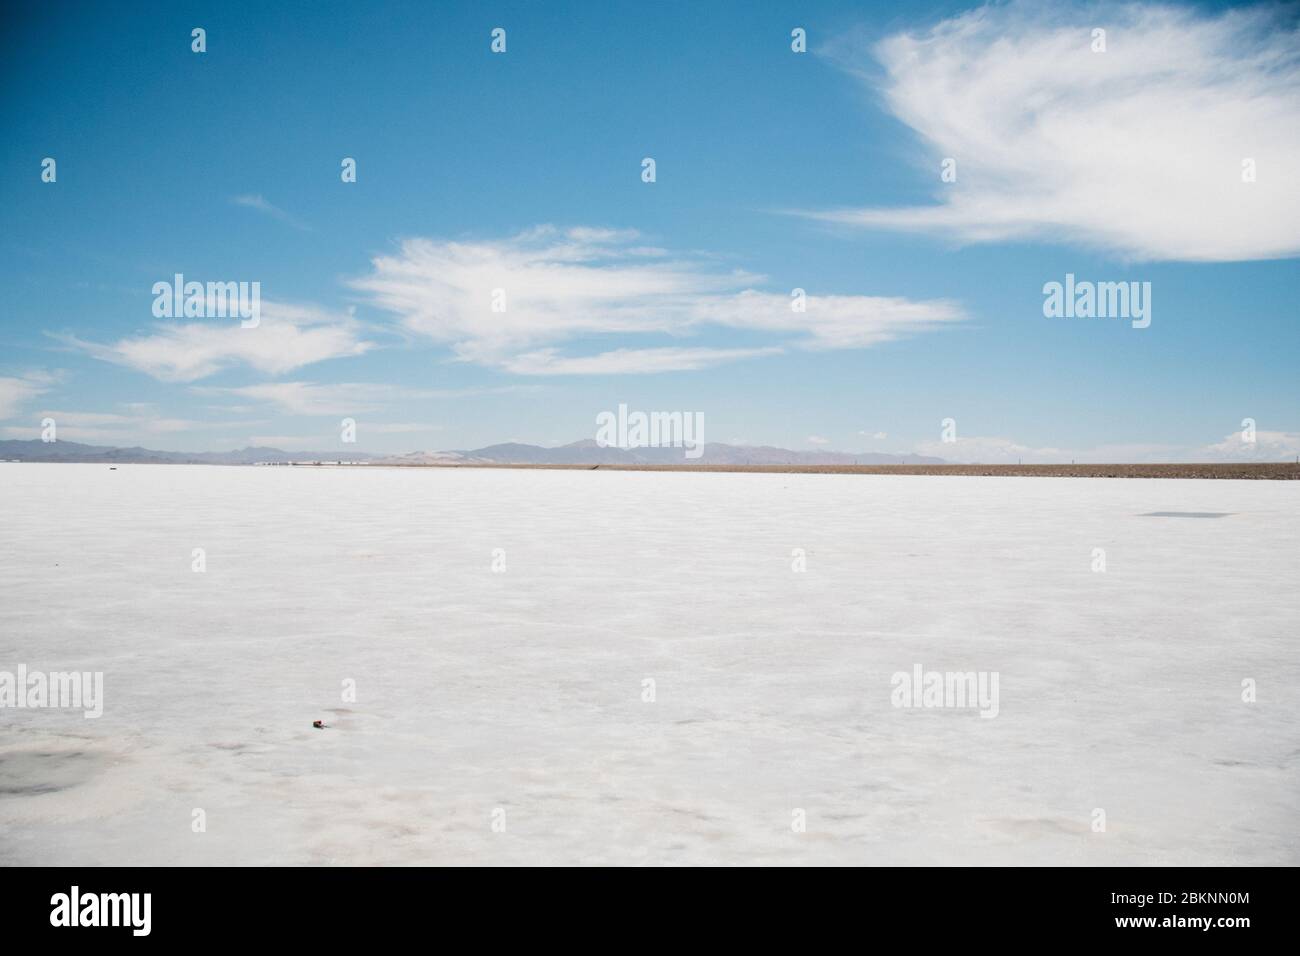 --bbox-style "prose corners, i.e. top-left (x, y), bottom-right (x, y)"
top-left (385, 439), bottom-right (945, 466)
top-left (0, 438), bottom-right (945, 467)
top-left (0, 439), bottom-right (369, 465)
